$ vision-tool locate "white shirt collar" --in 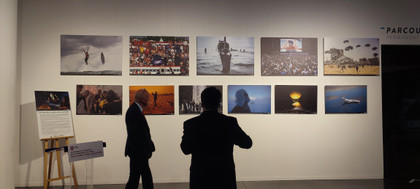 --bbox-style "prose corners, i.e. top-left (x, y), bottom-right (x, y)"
top-left (134, 102), bottom-right (143, 112)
